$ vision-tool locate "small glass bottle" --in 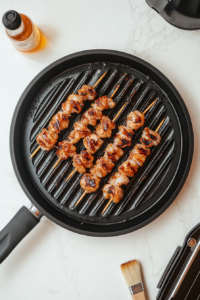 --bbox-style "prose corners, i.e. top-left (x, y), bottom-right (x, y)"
top-left (2, 10), bottom-right (42, 53)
